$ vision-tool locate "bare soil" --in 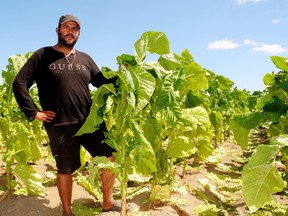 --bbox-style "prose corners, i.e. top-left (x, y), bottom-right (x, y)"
top-left (0, 140), bottom-right (287, 216)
